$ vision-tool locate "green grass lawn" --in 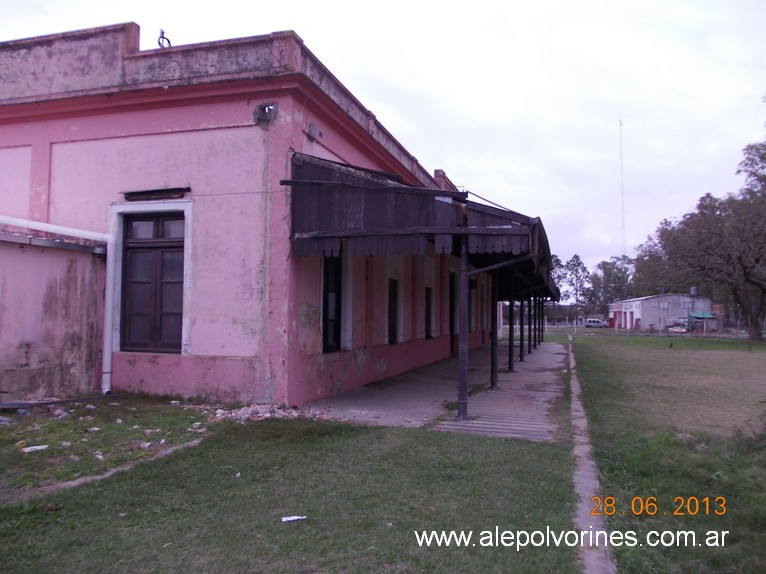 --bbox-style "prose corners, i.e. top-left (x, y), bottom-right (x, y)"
top-left (0, 398), bottom-right (209, 494)
top-left (1, 411), bottom-right (578, 573)
top-left (573, 335), bottom-right (766, 574)
top-left (7, 334), bottom-right (760, 573)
